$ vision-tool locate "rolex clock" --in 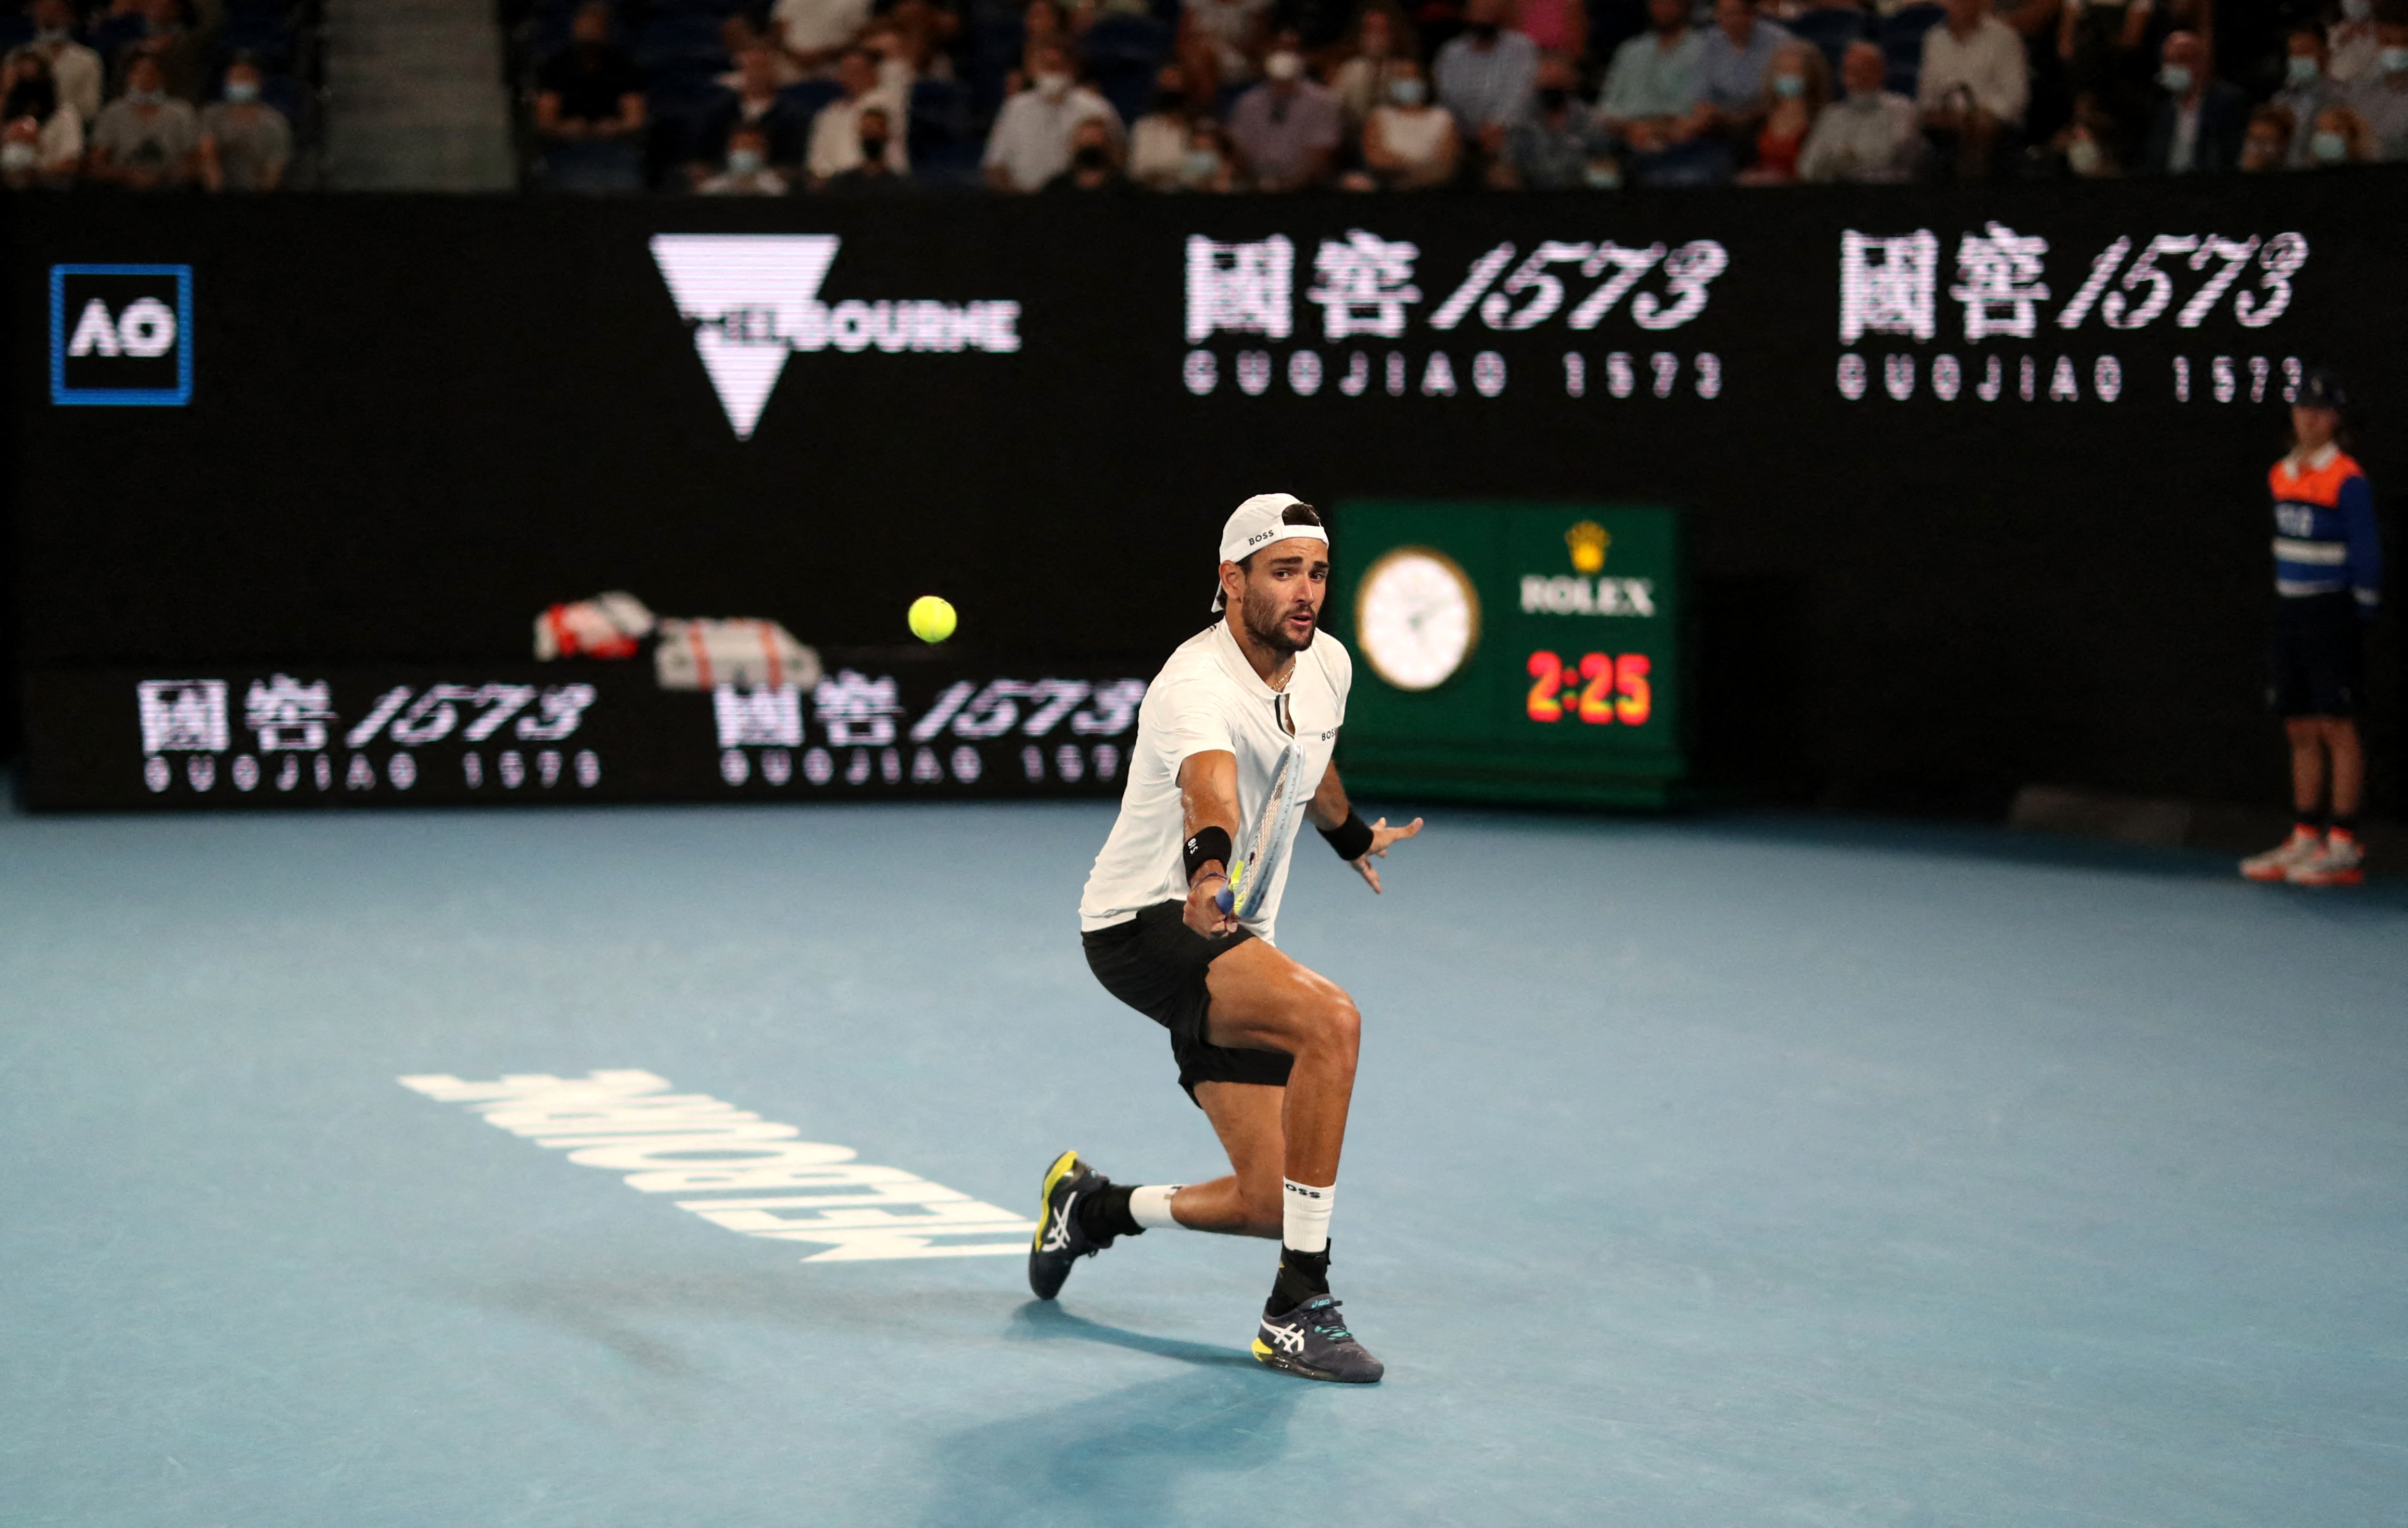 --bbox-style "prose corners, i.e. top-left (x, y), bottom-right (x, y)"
top-left (1354, 546), bottom-right (1480, 691)
top-left (1325, 501), bottom-right (1686, 809)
